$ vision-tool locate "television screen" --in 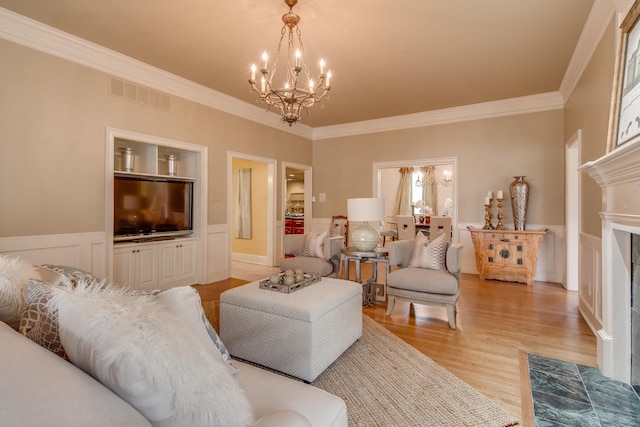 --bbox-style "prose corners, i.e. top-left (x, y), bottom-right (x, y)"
top-left (114, 176), bottom-right (193, 239)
